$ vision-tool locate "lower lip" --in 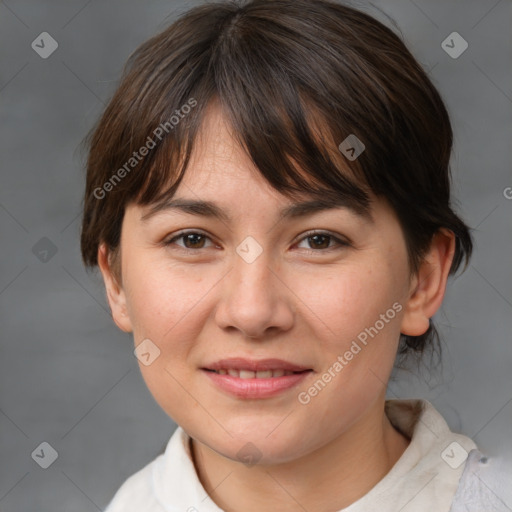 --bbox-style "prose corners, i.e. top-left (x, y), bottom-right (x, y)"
top-left (202, 370), bottom-right (312, 399)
